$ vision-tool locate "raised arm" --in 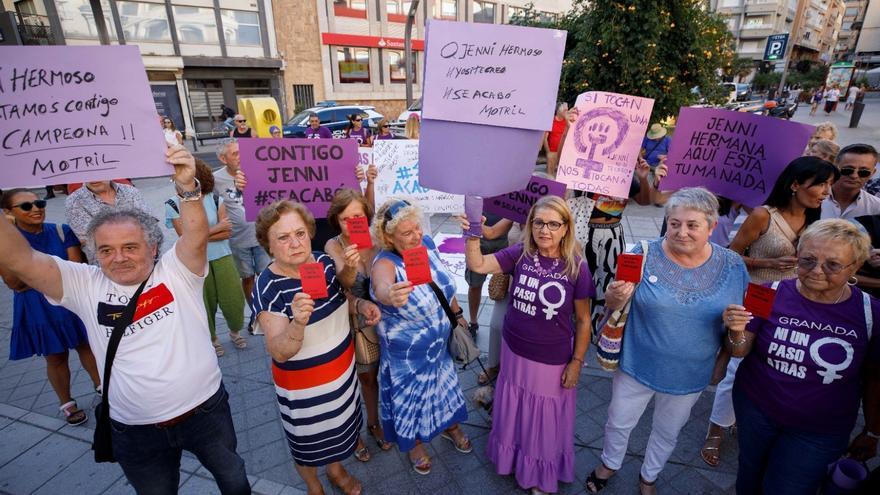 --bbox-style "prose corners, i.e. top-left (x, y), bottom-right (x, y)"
top-left (260, 292), bottom-right (312, 362)
top-left (464, 237), bottom-right (503, 275)
top-left (168, 145), bottom-right (209, 275)
top-left (0, 216), bottom-right (63, 301)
